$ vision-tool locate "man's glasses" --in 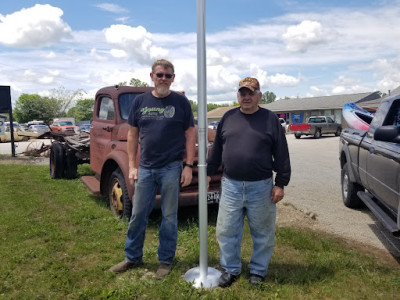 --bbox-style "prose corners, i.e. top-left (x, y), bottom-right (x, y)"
top-left (155, 73), bottom-right (174, 79)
